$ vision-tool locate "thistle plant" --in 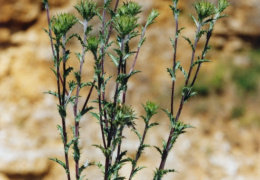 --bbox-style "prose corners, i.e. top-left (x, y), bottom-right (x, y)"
top-left (154, 0), bottom-right (229, 179)
top-left (42, 0), bottom-right (229, 180)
